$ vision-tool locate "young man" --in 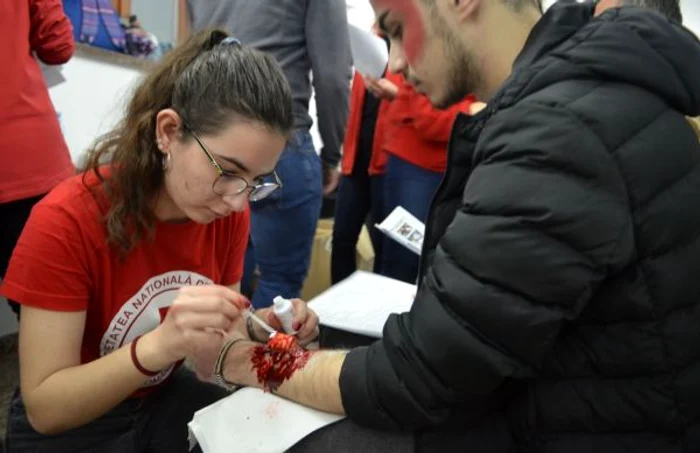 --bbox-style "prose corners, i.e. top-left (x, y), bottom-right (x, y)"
top-left (185, 0), bottom-right (353, 308)
top-left (197, 1), bottom-right (700, 451)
